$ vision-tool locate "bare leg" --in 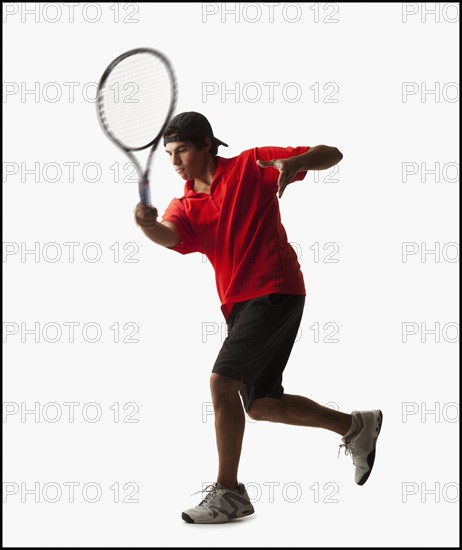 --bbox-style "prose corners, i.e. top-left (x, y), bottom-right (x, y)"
top-left (247, 394), bottom-right (353, 436)
top-left (210, 373), bottom-right (245, 490)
